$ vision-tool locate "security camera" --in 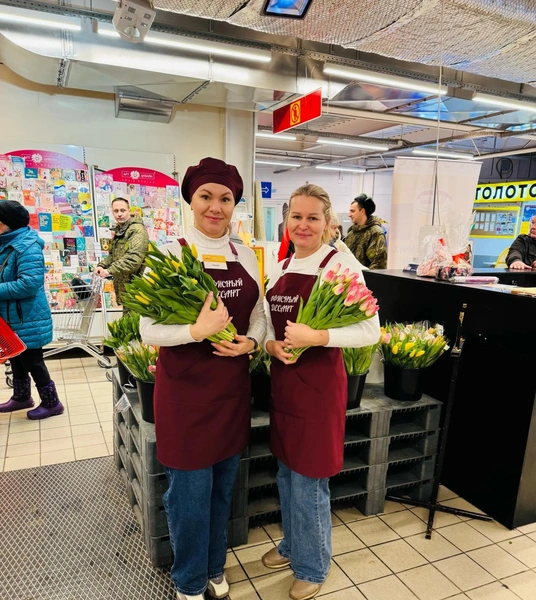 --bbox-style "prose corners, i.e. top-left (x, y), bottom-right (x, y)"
top-left (113, 0), bottom-right (156, 43)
